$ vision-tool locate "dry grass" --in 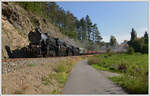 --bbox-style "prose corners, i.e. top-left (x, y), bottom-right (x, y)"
top-left (88, 56), bottom-right (100, 65)
top-left (2, 56), bottom-right (86, 94)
